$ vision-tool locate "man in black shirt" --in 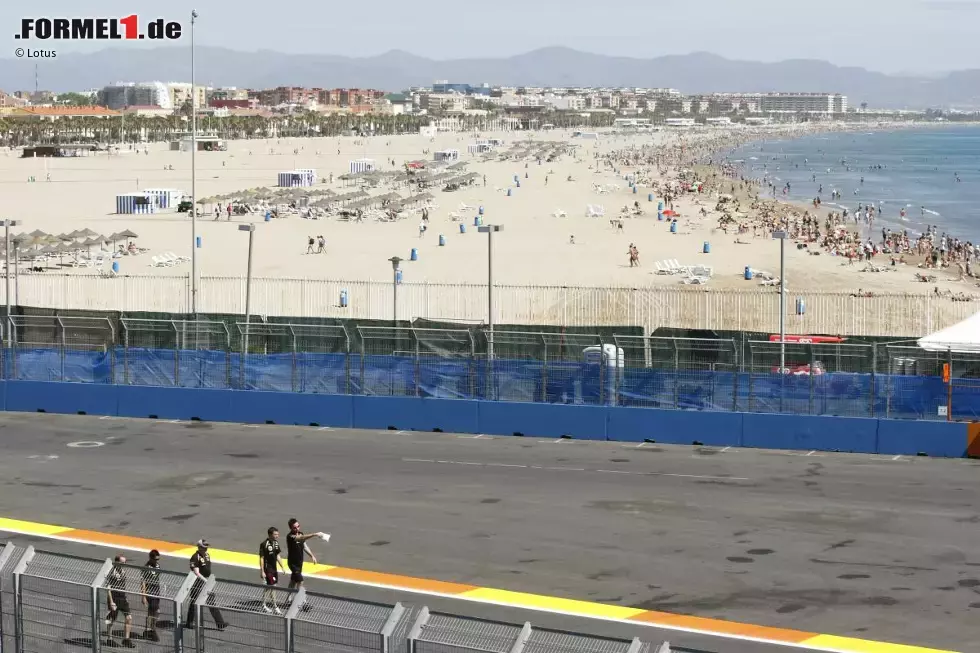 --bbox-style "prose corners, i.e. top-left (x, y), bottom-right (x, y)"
top-left (104, 555), bottom-right (135, 648)
top-left (259, 527), bottom-right (285, 614)
top-left (140, 549), bottom-right (162, 642)
top-left (185, 539), bottom-right (227, 630)
top-left (285, 518), bottom-right (325, 590)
